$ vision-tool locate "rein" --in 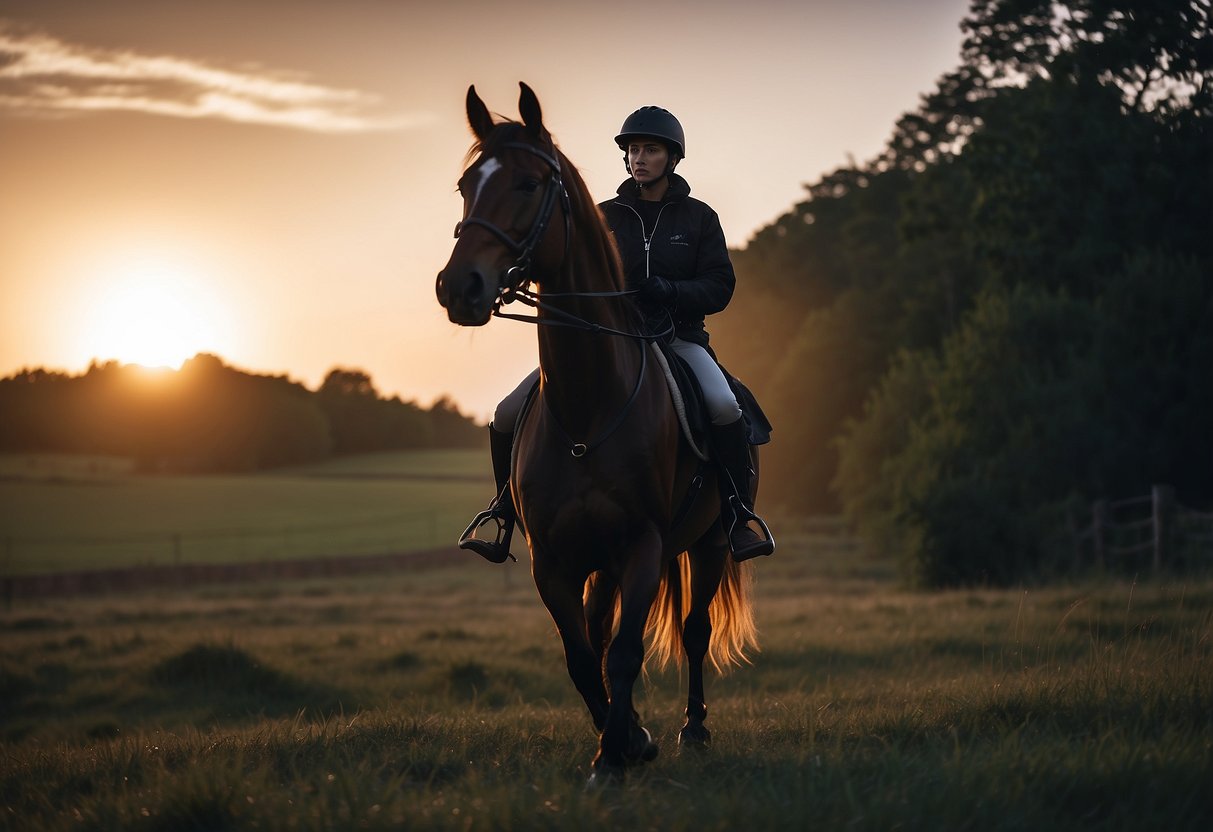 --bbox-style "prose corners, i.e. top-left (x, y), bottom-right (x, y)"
top-left (496, 284), bottom-right (667, 457)
top-left (547, 337), bottom-right (648, 458)
top-left (492, 285), bottom-right (674, 342)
